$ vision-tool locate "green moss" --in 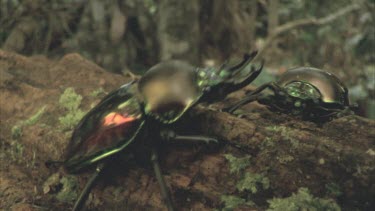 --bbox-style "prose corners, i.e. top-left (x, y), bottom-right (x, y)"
top-left (59, 88), bottom-right (82, 111)
top-left (90, 87), bottom-right (106, 97)
top-left (224, 154), bottom-right (252, 174)
top-left (59, 88), bottom-right (86, 130)
top-left (11, 106), bottom-right (46, 139)
top-left (59, 110), bottom-right (86, 130)
top-left (24, 106), bottom-right (46, 126)
top-left (265, 126), bottom-right (299, 148)
top-left (276, 154), bottom-right (294, 164)
top-left (221, 195), bottom-right (255, 211)
top-left (267, 188), bottom-right (341, 211)
top-left (289, 138), bottom-right (300, 149)
top-left (28, 150), bottom-right (37, 168)
top-left (9, 106), bottom-right (46, 163)
top-left (10, 140), bottom-right (24, 163)
top-left (11, 125), bottom-right (23, 139)
top-left (42, 173), bottom-right (79, 202)
top-left (260, 137), bottom-right (276, 150)
top-left (56, 176), bottom-right (79, 203)
top-left (265, 125), bottom-right (280, 132)
top-left (43, 173), bottom-right (61, 194)
top-left (236, 172), bottom-right (270, 193)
